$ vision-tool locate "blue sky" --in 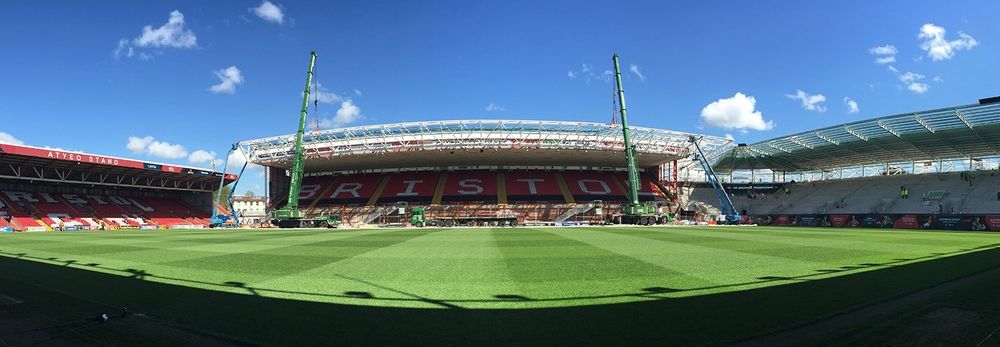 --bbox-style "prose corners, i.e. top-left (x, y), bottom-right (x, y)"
top-left (1, 1), bottom-right (997, 193)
